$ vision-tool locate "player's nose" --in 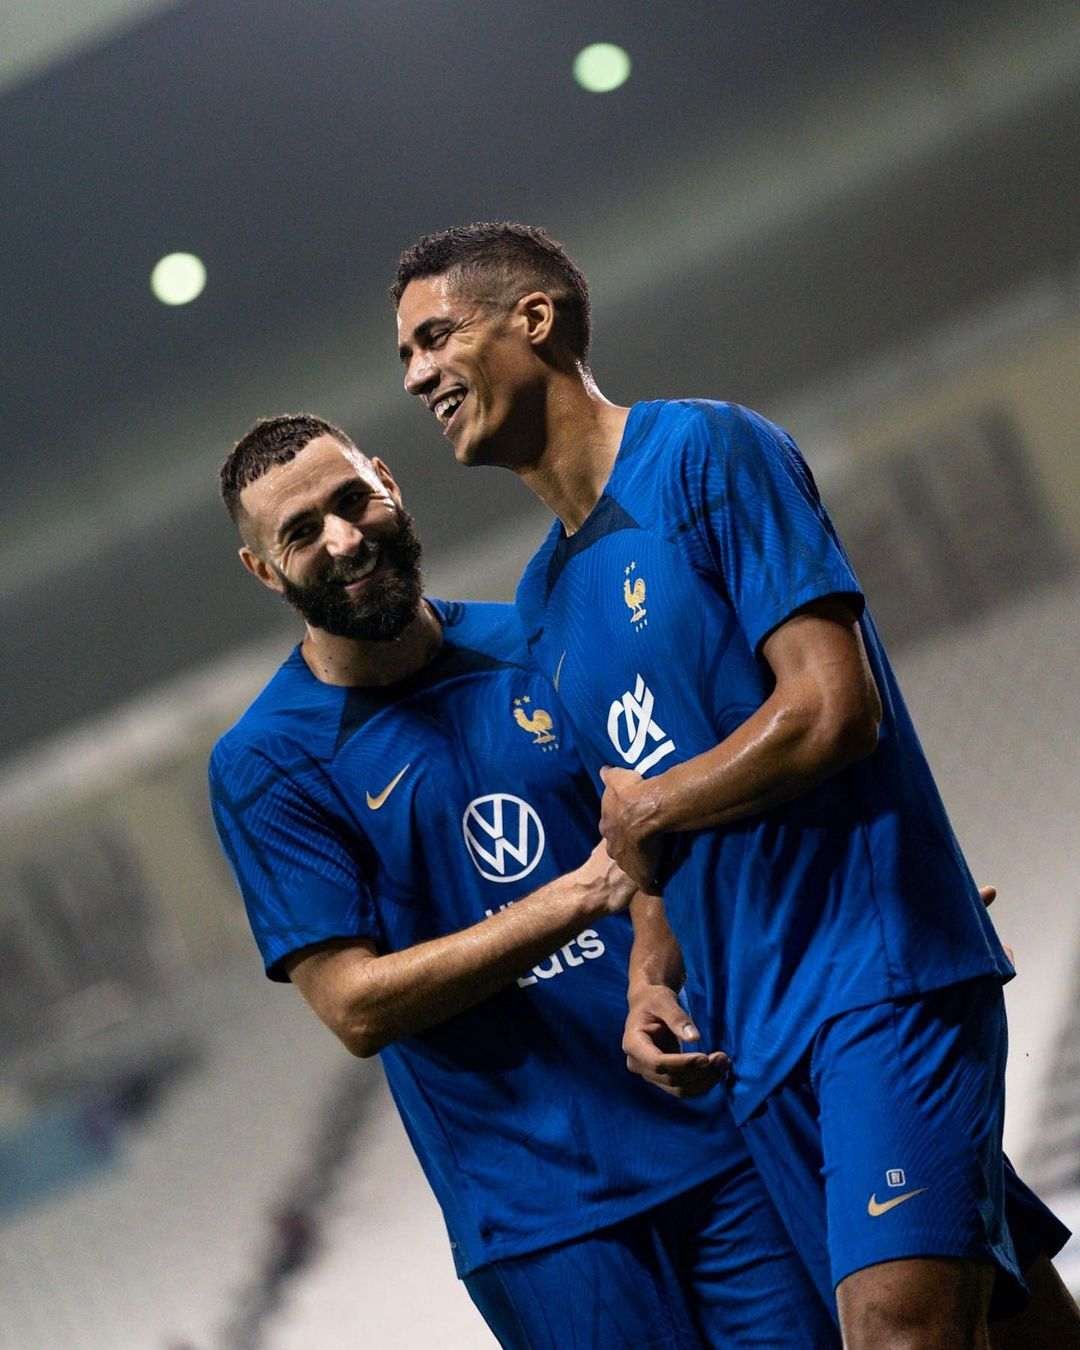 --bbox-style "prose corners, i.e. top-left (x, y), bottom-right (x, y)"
top-left (323, 513), bottom-right (365, 556)
top-left (403, 349), bottom-right (437, 397)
